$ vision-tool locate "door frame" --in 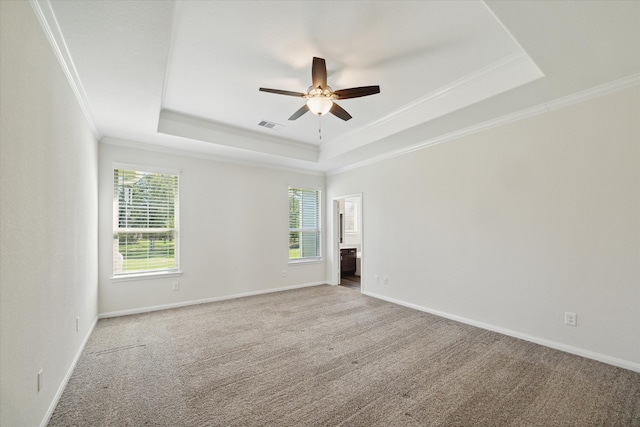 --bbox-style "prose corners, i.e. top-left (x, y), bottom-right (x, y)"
top-left (331, 193), bottom-right (363, 291)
